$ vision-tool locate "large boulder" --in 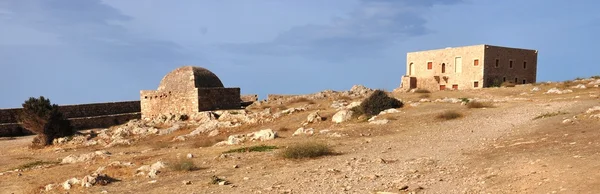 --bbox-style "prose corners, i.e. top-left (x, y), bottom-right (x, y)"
top-left (332, 110), bottom-right (354, 123)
